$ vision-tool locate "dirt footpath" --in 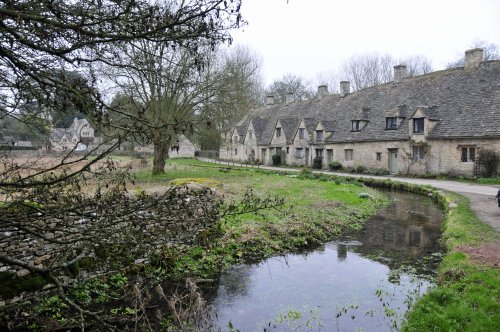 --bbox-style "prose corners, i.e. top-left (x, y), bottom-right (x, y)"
top-left (461, 193), bottom-right (500, 231)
